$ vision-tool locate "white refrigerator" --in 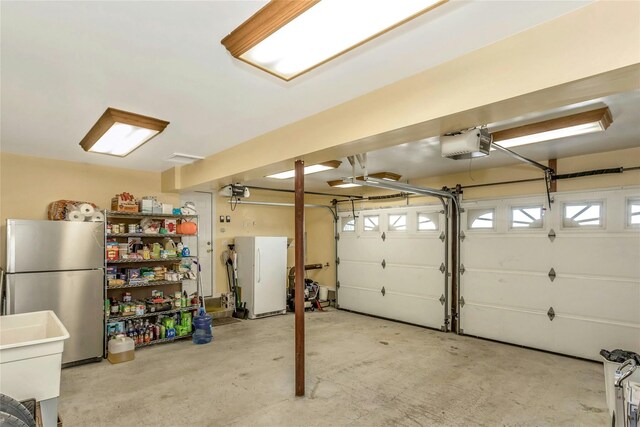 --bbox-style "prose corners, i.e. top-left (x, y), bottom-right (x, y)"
top-left (235, 236), bottom-right (287, 319)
